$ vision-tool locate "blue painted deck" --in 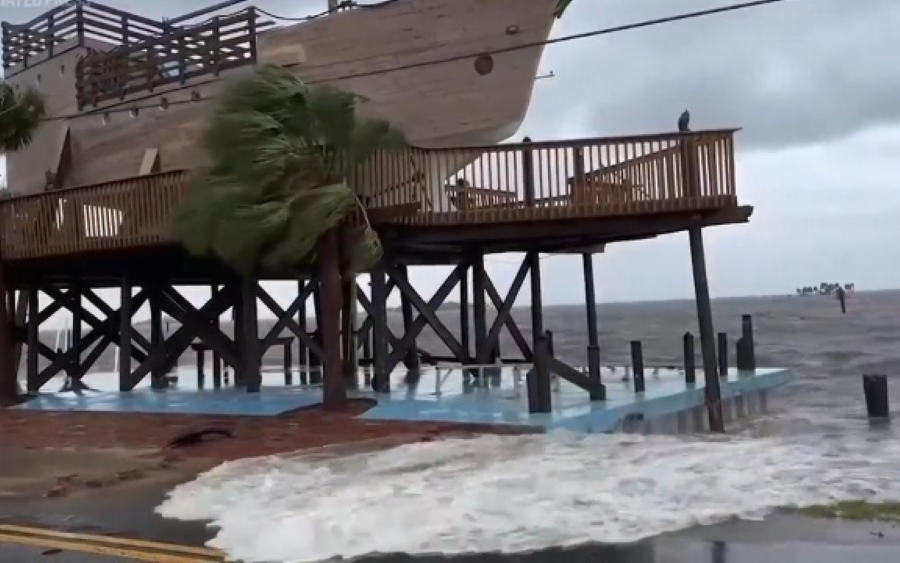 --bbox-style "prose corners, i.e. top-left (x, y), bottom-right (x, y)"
top-left (13, 365), bottom-right (793, 433)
